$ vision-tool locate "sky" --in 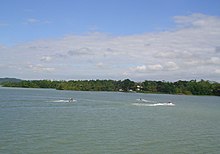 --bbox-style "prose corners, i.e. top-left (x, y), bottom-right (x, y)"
top-left (1, 0), bottom-right (220, 82)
